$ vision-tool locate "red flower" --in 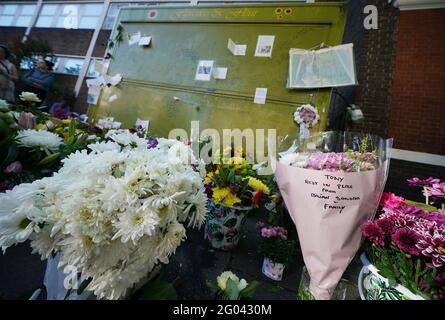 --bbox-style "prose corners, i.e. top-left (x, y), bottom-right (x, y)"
top-left (251, 190), bottom-right (263, 206)
top-left (376, 218), bottom-right (394, 234)
top-left (226, 228), bottom-right (237, 237)
top-left (392, 228), bottom-right (421, 256)
top-left (362, 221), bottom-right (385, 246)
top-left (380, 192), bottom-right (404, 209)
